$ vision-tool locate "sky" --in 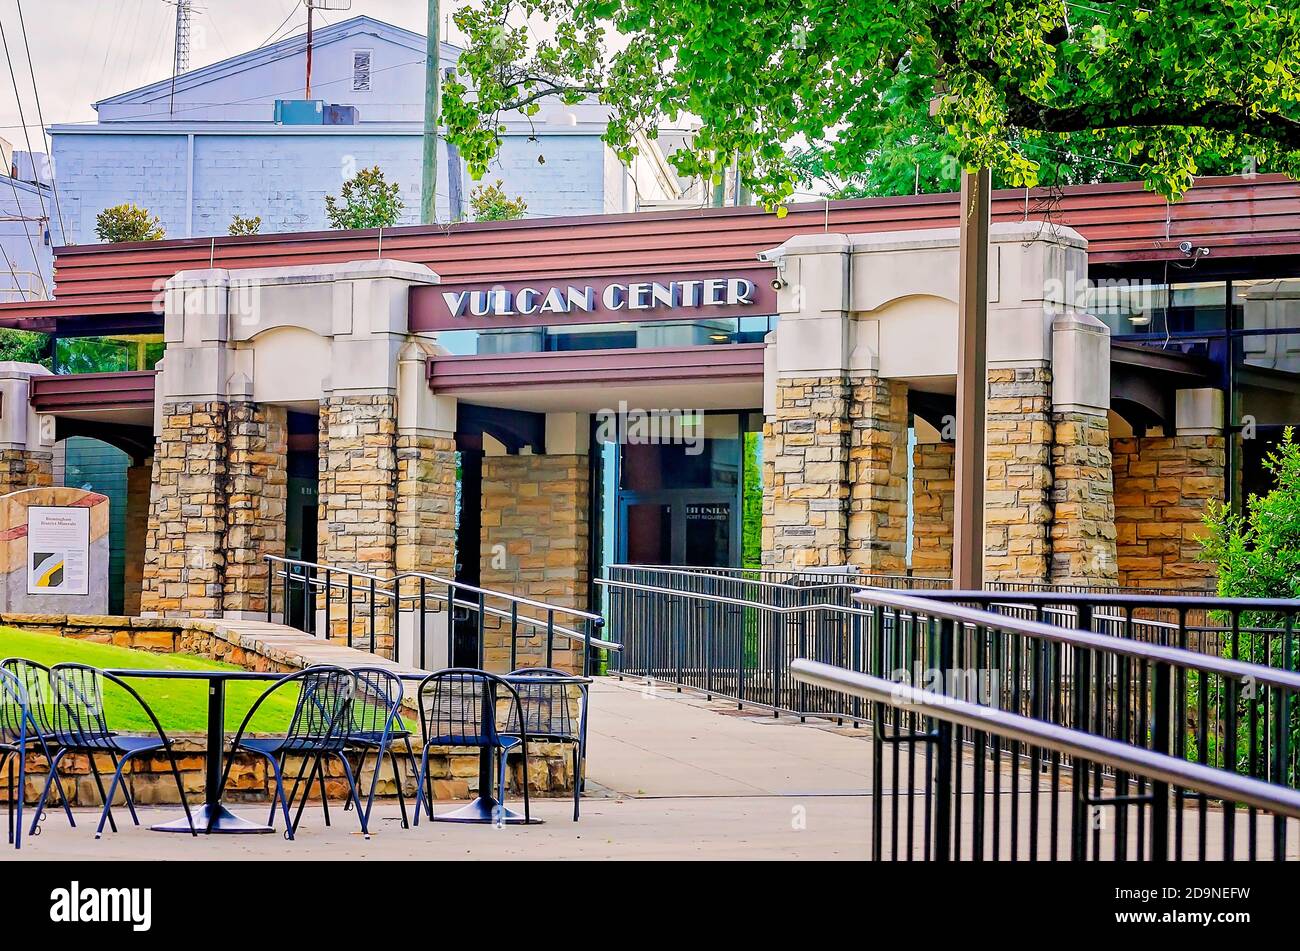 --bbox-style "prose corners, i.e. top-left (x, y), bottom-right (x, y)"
top-left (0, 0), bottom-right (462, 148)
